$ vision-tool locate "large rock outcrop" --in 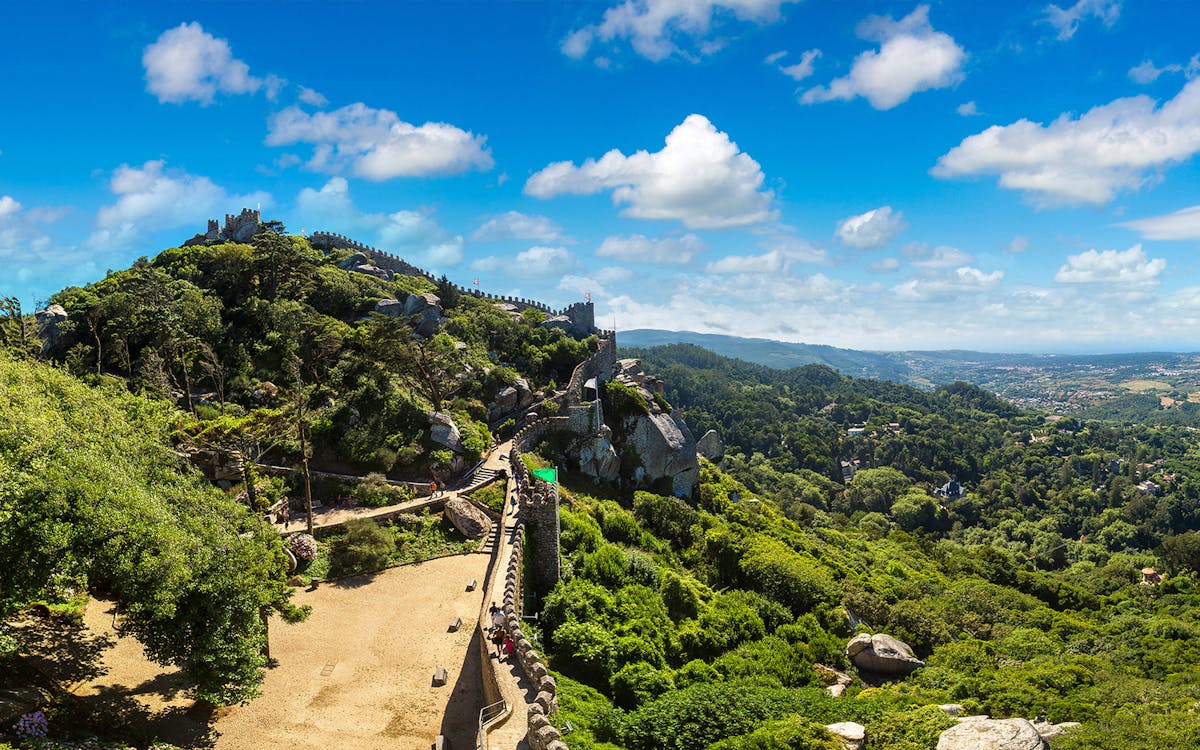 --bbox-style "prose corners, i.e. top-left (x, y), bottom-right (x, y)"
top-left (487, 378), bottom-right (536, 422)
top-left (428, 412), bottom-right (464, 453)
top-left (825, 722), bottom-right (865, 750)
top-left (936, 718), bottom-right (1047, 750)
top-left (696, 429), bottom-right (725, 462)
top-left (34, 304), bottom-right (68, 356)
top-left (846, 633), bottom-right (924, 675)
top-left (443, 497), bottom-right (492, 540)
top-left (576, 425), bottom-right (621, 483)
top-left (627, 411), bottom-right (699, 497)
